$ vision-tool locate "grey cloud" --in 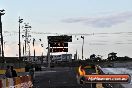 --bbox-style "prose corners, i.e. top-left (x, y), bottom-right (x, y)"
top-left (115, 43), bottom-right (132, 45)
top-left (62, 12), bottom-right (132, 28)
top-left (89, 43), bottom-right (107, 45)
